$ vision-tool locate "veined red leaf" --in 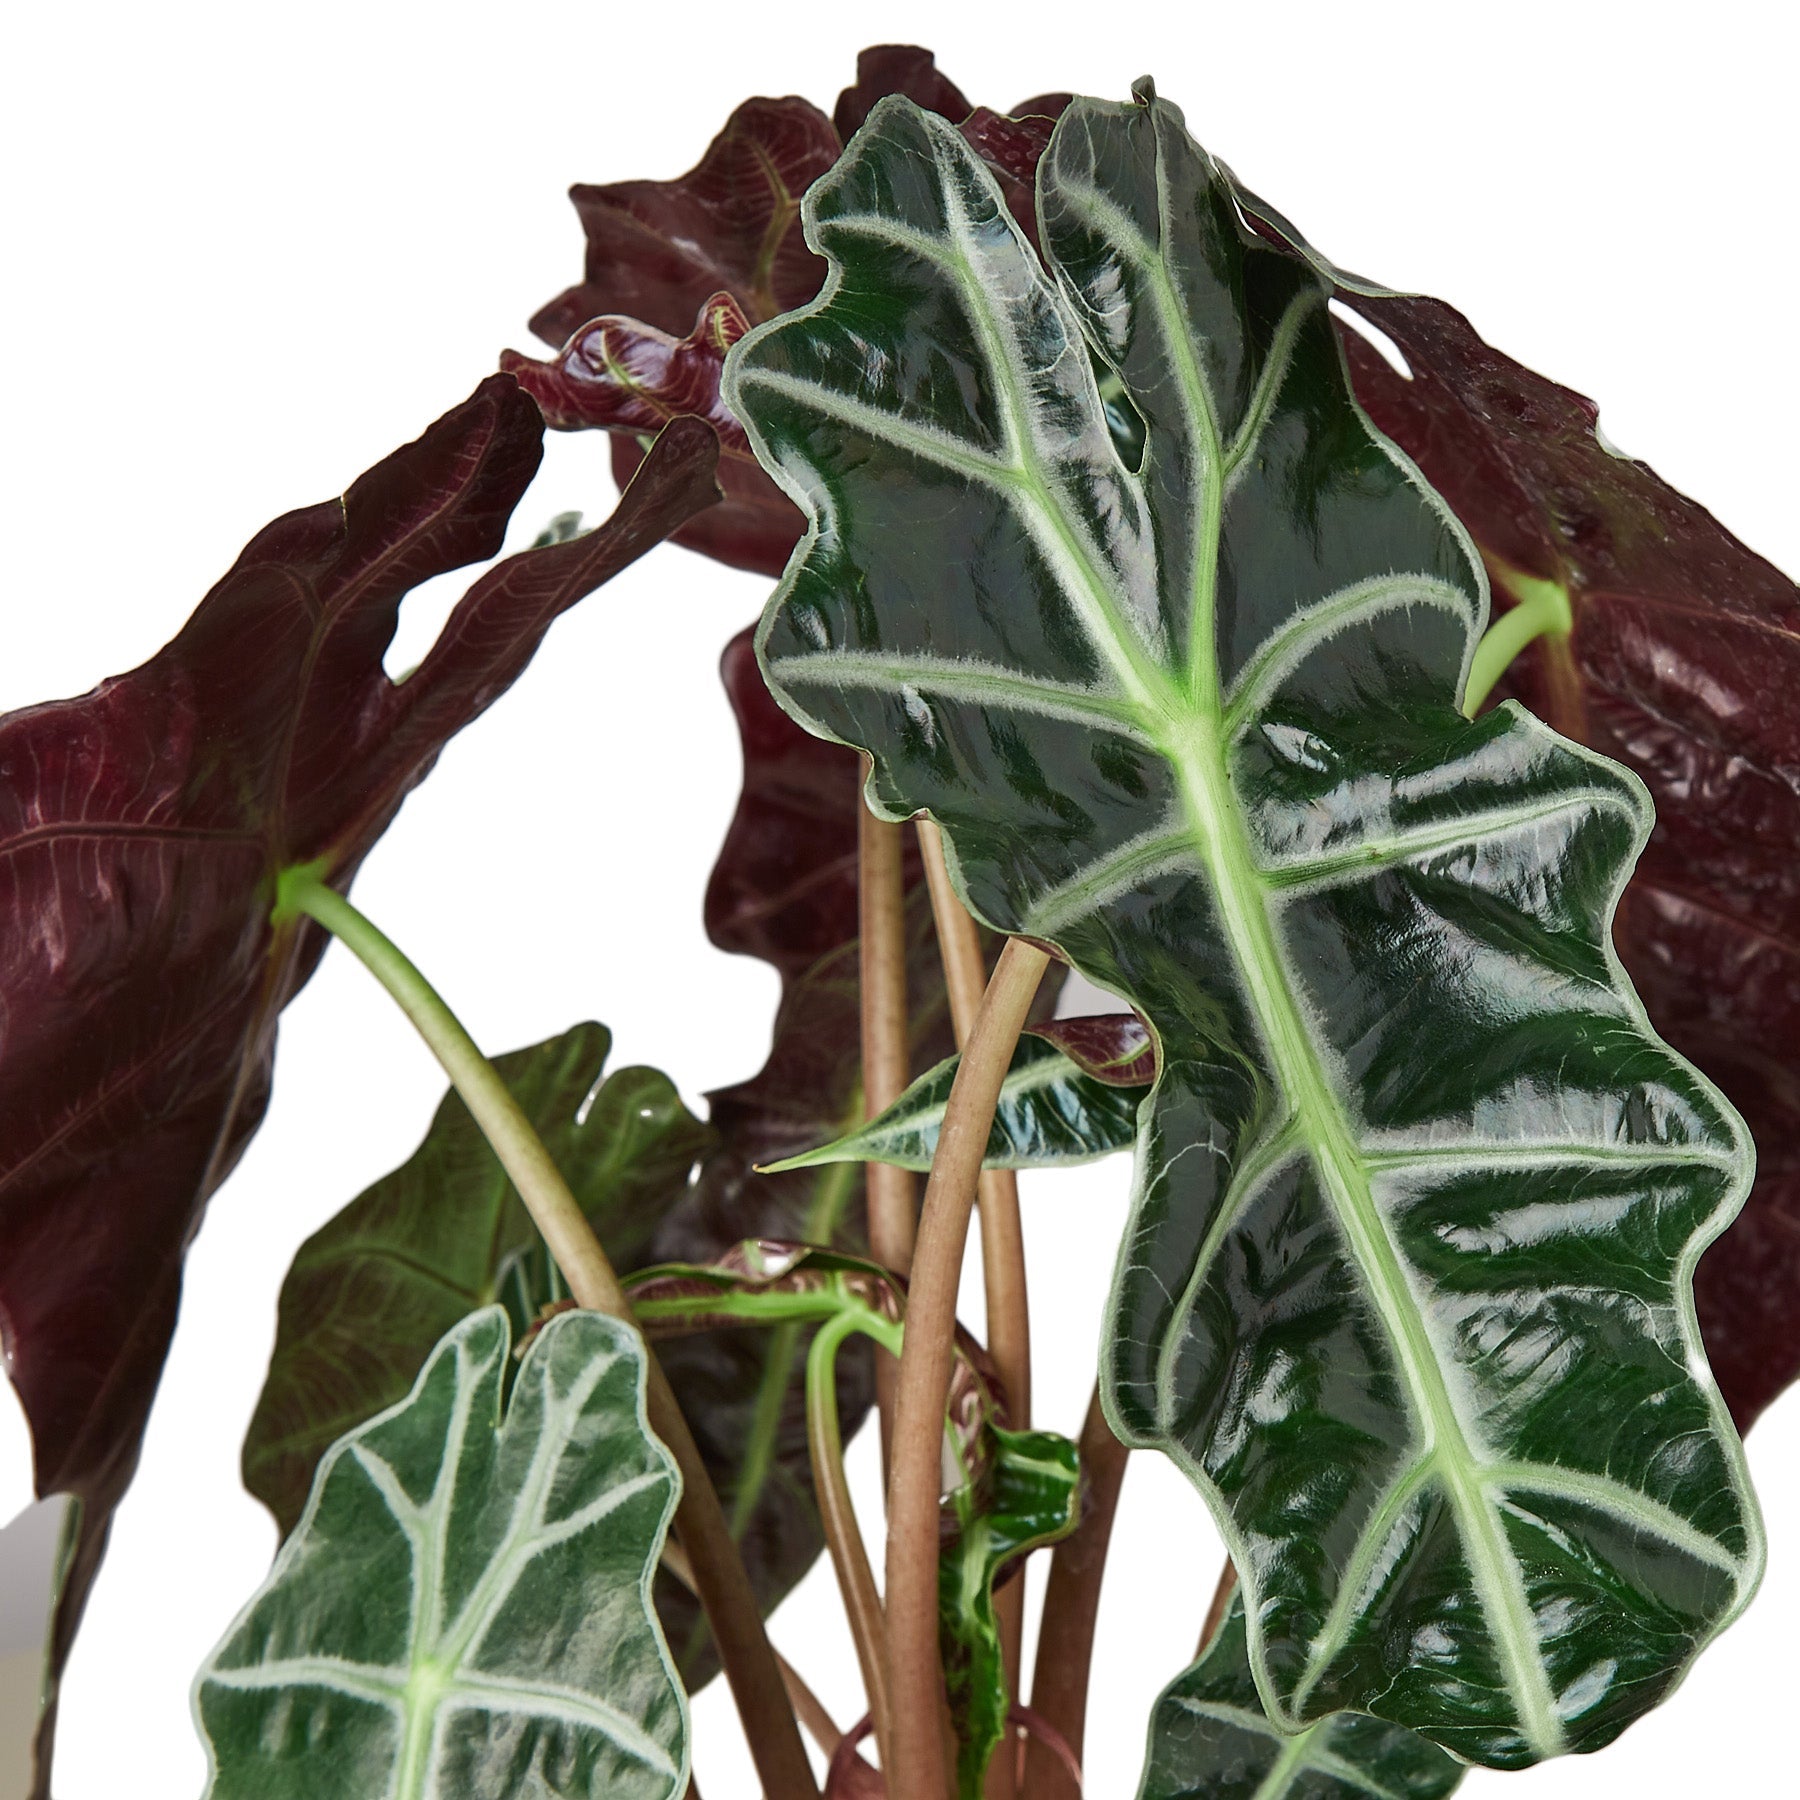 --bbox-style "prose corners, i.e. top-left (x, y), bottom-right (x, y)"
top-left (0, 381), bottom-right (718, 1788)
top-left (516, 47), bottom-right (1072, 577)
